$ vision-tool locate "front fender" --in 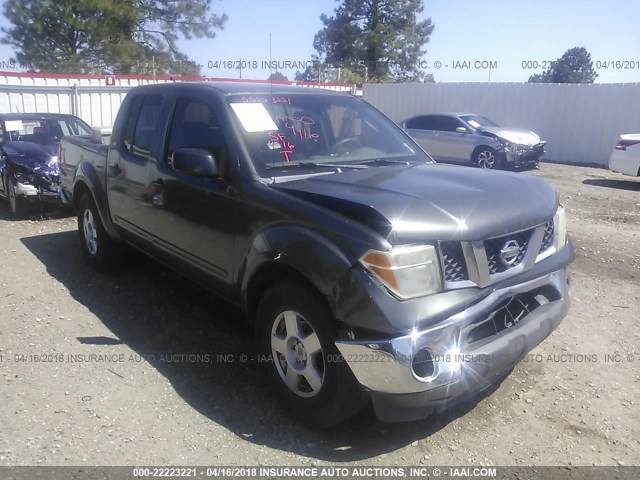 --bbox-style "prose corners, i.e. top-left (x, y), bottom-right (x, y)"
top-left (239, 224), bottom-right (355, 320)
